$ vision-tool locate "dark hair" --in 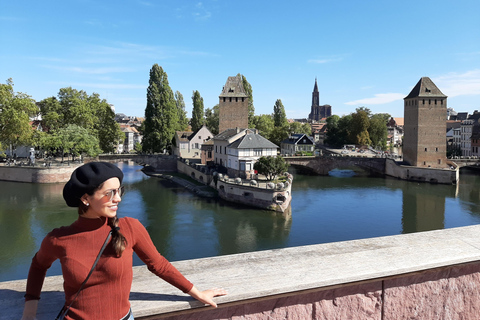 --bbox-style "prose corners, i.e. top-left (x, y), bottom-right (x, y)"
top-left (78, 183), bottom-right (127, 257)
